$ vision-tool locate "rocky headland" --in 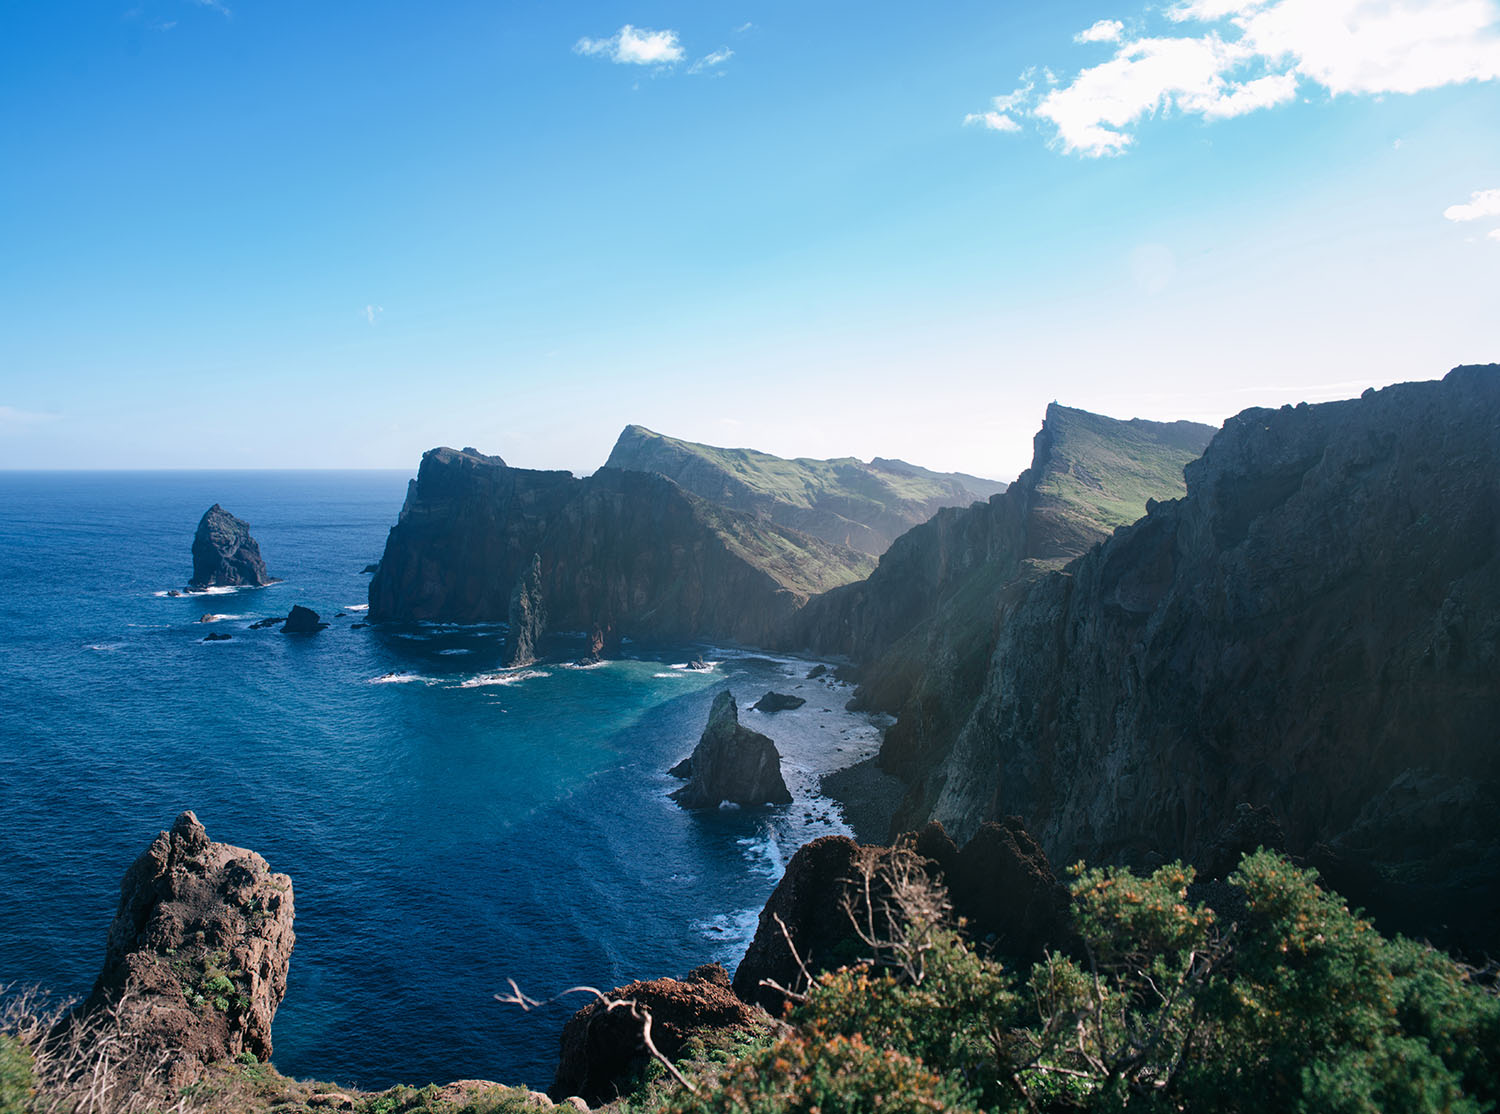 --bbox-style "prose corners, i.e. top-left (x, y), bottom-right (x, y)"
top-left (604, 424), bottom-right (1005, 556)
top-left (189, 504), bottom-right (274, 590)
top-left (919, 365), bottom-right (1500, 954)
